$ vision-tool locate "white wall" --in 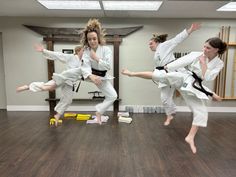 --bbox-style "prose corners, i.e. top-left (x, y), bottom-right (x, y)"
top-left (0, 33), bottom-right (6, 109)
top-left (0, 17), bottom-right (235, 111)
